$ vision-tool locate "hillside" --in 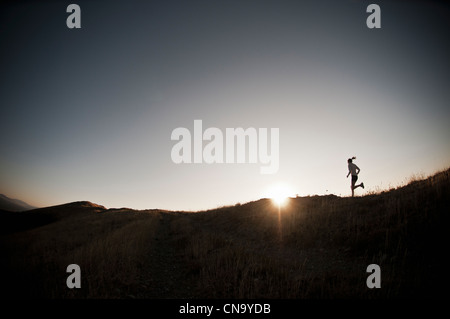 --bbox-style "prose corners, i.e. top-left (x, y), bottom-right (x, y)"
top-left (0, 169), bottom-right (449, 299)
